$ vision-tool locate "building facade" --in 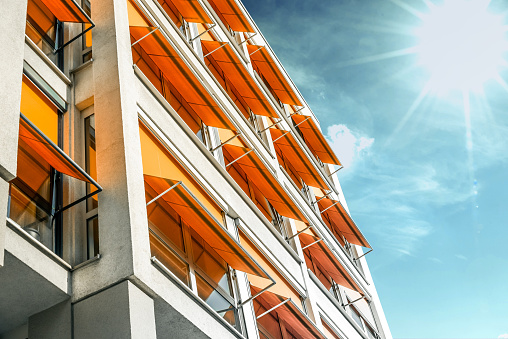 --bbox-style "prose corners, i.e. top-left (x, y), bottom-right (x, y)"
top-left (0, 0), bottom-right (392, 338)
